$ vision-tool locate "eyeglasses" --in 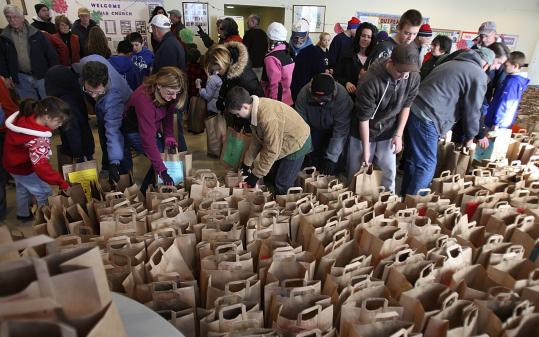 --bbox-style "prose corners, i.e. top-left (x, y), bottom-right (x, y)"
top-left (159, 86), bottom-right (182, 96)
top-left (82, 85), bottom-right (106, 97)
